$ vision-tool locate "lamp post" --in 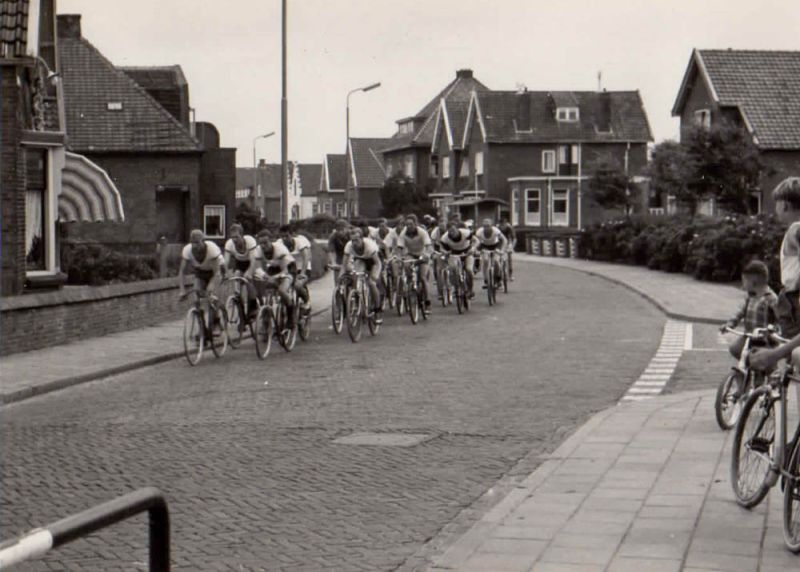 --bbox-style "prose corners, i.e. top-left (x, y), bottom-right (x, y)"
top-left (252, 132), bottom-right (275, 206)
top-left (345, 82), bottom-right (381, 221)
